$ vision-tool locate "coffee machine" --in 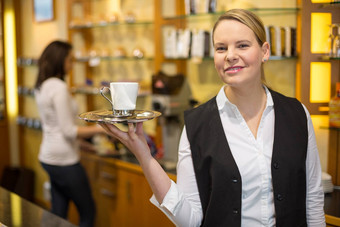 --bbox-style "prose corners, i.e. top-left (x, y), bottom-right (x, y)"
top-left (151, 72), bottom-right (192, 168)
